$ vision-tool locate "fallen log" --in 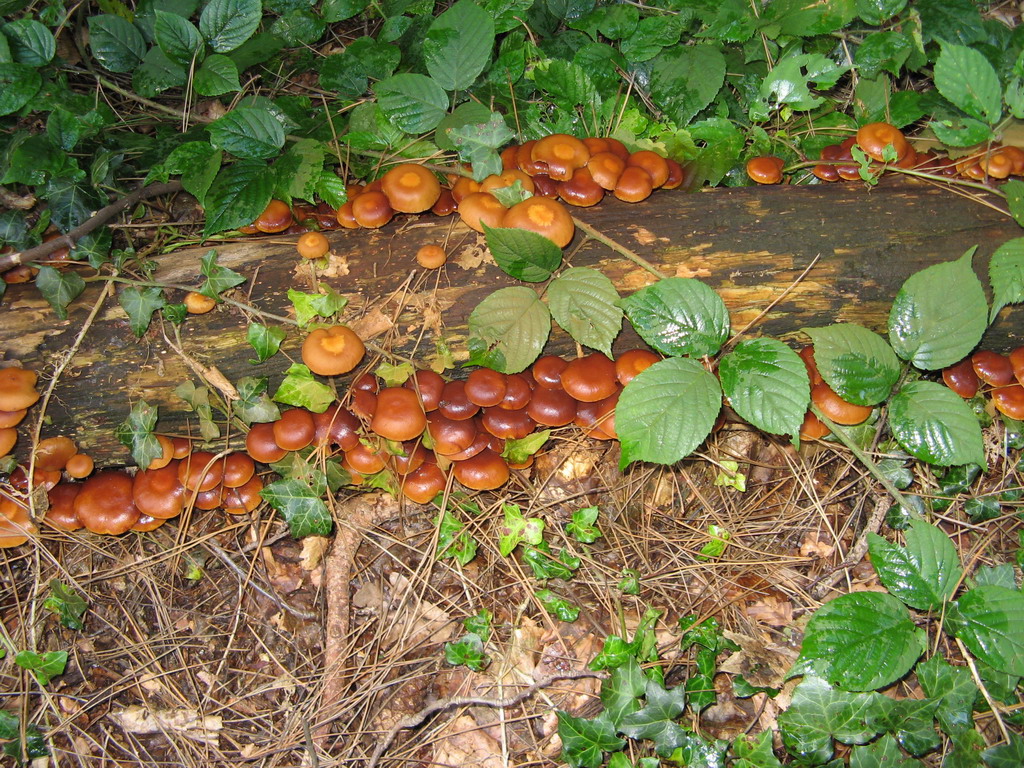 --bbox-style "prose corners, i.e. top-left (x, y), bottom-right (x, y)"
top-left (1, 178), bottom-right (1020, 463)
